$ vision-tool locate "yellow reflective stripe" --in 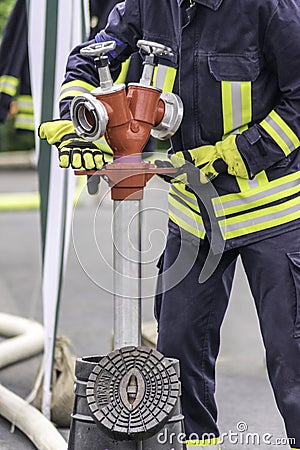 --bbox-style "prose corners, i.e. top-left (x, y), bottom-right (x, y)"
top-left (168, 194), bottom-right (205, 239)
top-left (15, 114), bottom-right (35, 130)
top-left (255, 170), bottom-right (269, 185)
top-left (260, 110), bottom-right (300, 156)
top-left (213, 171), bottom-right (300, 217)
top-left (186, 437), bottom-right (221, 446)
top-left (260, 119), bottom-right (290, 156)
top-left (153, 65), bottom-right (177, 92)
top-left (236, 170), bottom-right (268, 192)
top-left (222, 81), bottom-right (252, 137)
top-left (0, 192), bottom-right (40, 211)
top-left (219, 195), bottom-right (300, 240)
top-left (221, 81), bottom-right (233, 135)
top-left (17, 95), bottom-right (34, 112)
top-left (59, 89), bottom-right (88, 101)
top-left (163, 66), bottom-right (177, 92)
top-left (238, 124), bottom-right (248, 134)
top-left (241, 81), bottom-right (252, 125)
top-left (59, 80), bottom-right (96, 102)
top-left (115, 58), bottom-right (131, 84)
top-left (169, 184), bottom-right (200, 211)
top-left (0, 75), bottom-right (19, 97)
top-left (169, 210), bottom-right (205, 239)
